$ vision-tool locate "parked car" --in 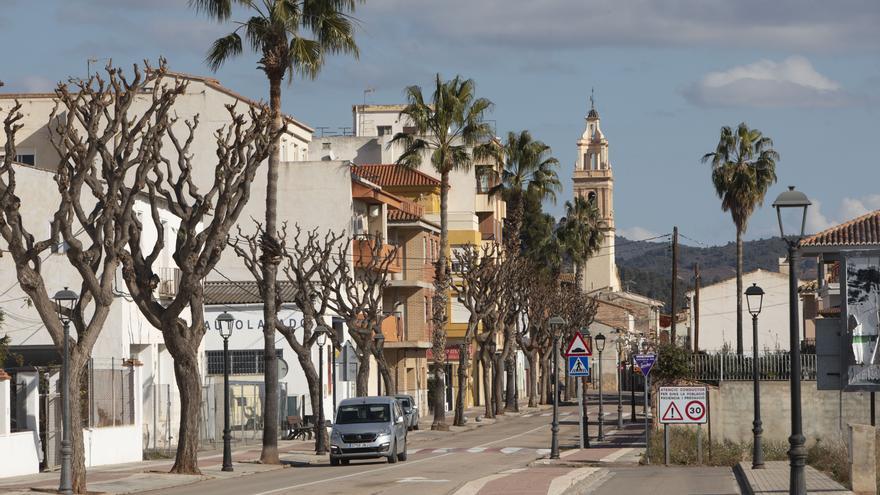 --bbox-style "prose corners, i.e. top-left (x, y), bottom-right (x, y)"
top-left (393, 394), bottom-right (419, 430)
top-left (329, 396), bottom-right (408, 465)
